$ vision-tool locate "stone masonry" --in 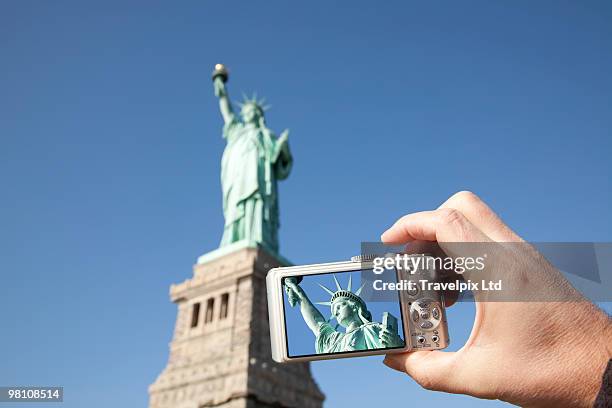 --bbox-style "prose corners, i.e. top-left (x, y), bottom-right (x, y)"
top-left (149, 245), bottom-right (325, 408)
